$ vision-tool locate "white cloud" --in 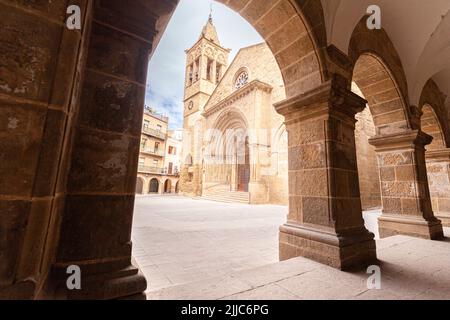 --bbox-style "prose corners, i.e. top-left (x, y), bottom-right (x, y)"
top-left (145, 0), bottom-right (263, 130)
